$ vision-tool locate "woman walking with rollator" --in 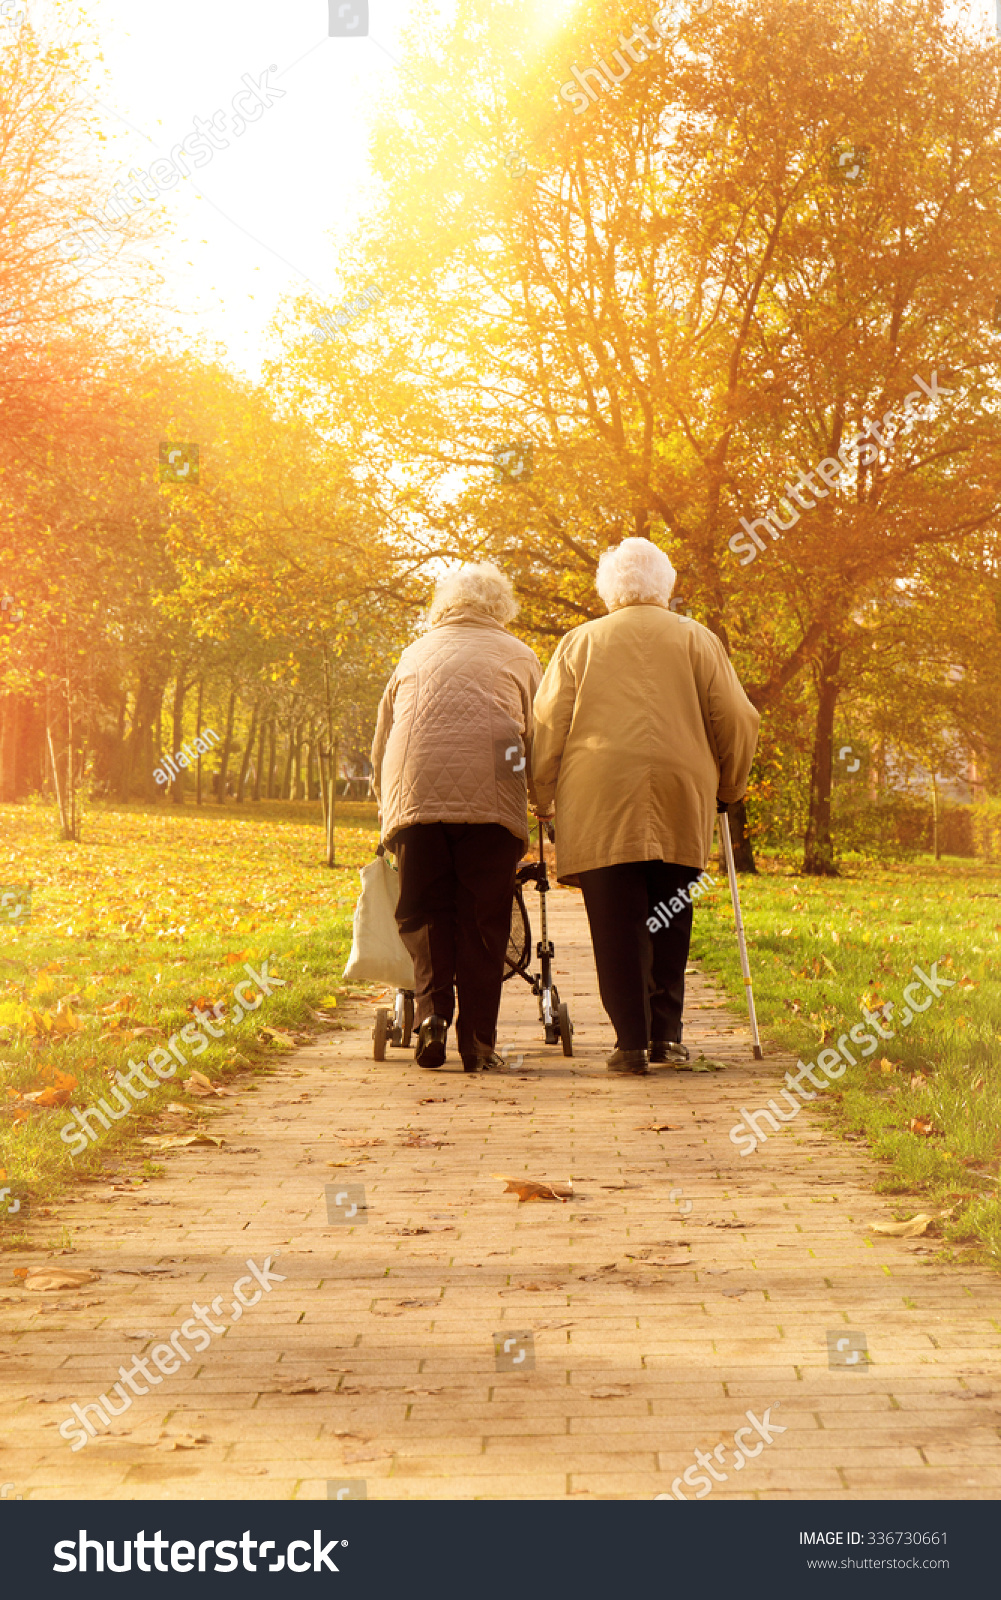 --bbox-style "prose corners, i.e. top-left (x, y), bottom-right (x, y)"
top-left (371, 563), bottom-right (542, 1071)
top-left (532, 538), bottom-right (759, 1075)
